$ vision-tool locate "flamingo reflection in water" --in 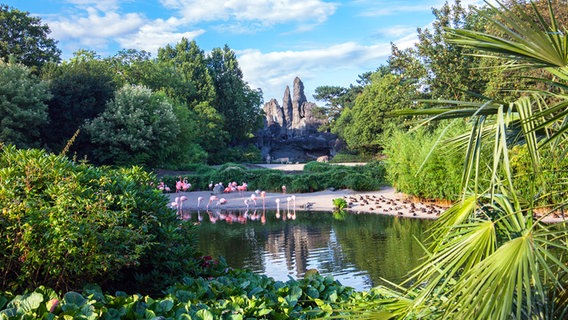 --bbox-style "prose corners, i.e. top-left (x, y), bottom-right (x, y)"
top-left (275, 198), bottom-right (281, 219)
